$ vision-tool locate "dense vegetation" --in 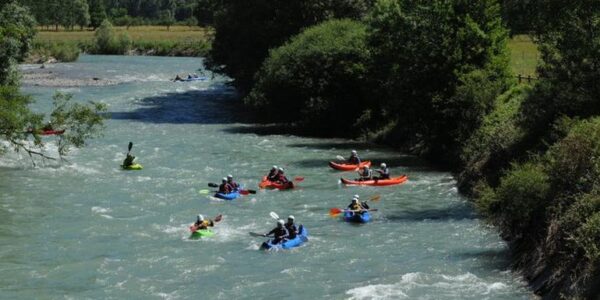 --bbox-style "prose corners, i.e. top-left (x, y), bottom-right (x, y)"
top-left (0, 1), bottom-right (106, 164)
top-left (208, 0), bottom-right (600, 298)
